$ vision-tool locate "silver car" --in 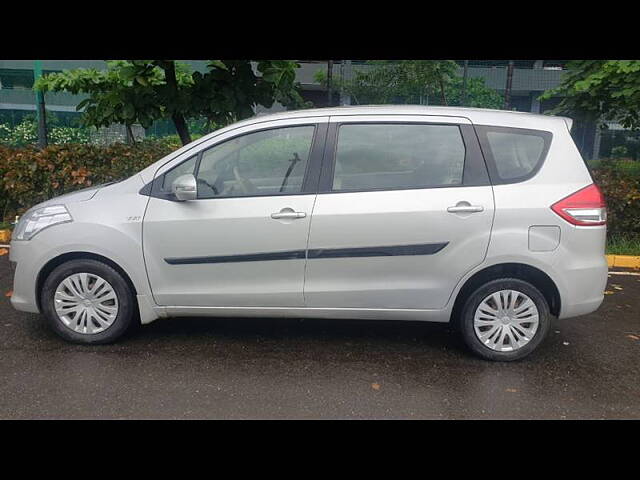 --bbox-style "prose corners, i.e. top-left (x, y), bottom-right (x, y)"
top-left (9, 106), bottom-right (608, 360)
